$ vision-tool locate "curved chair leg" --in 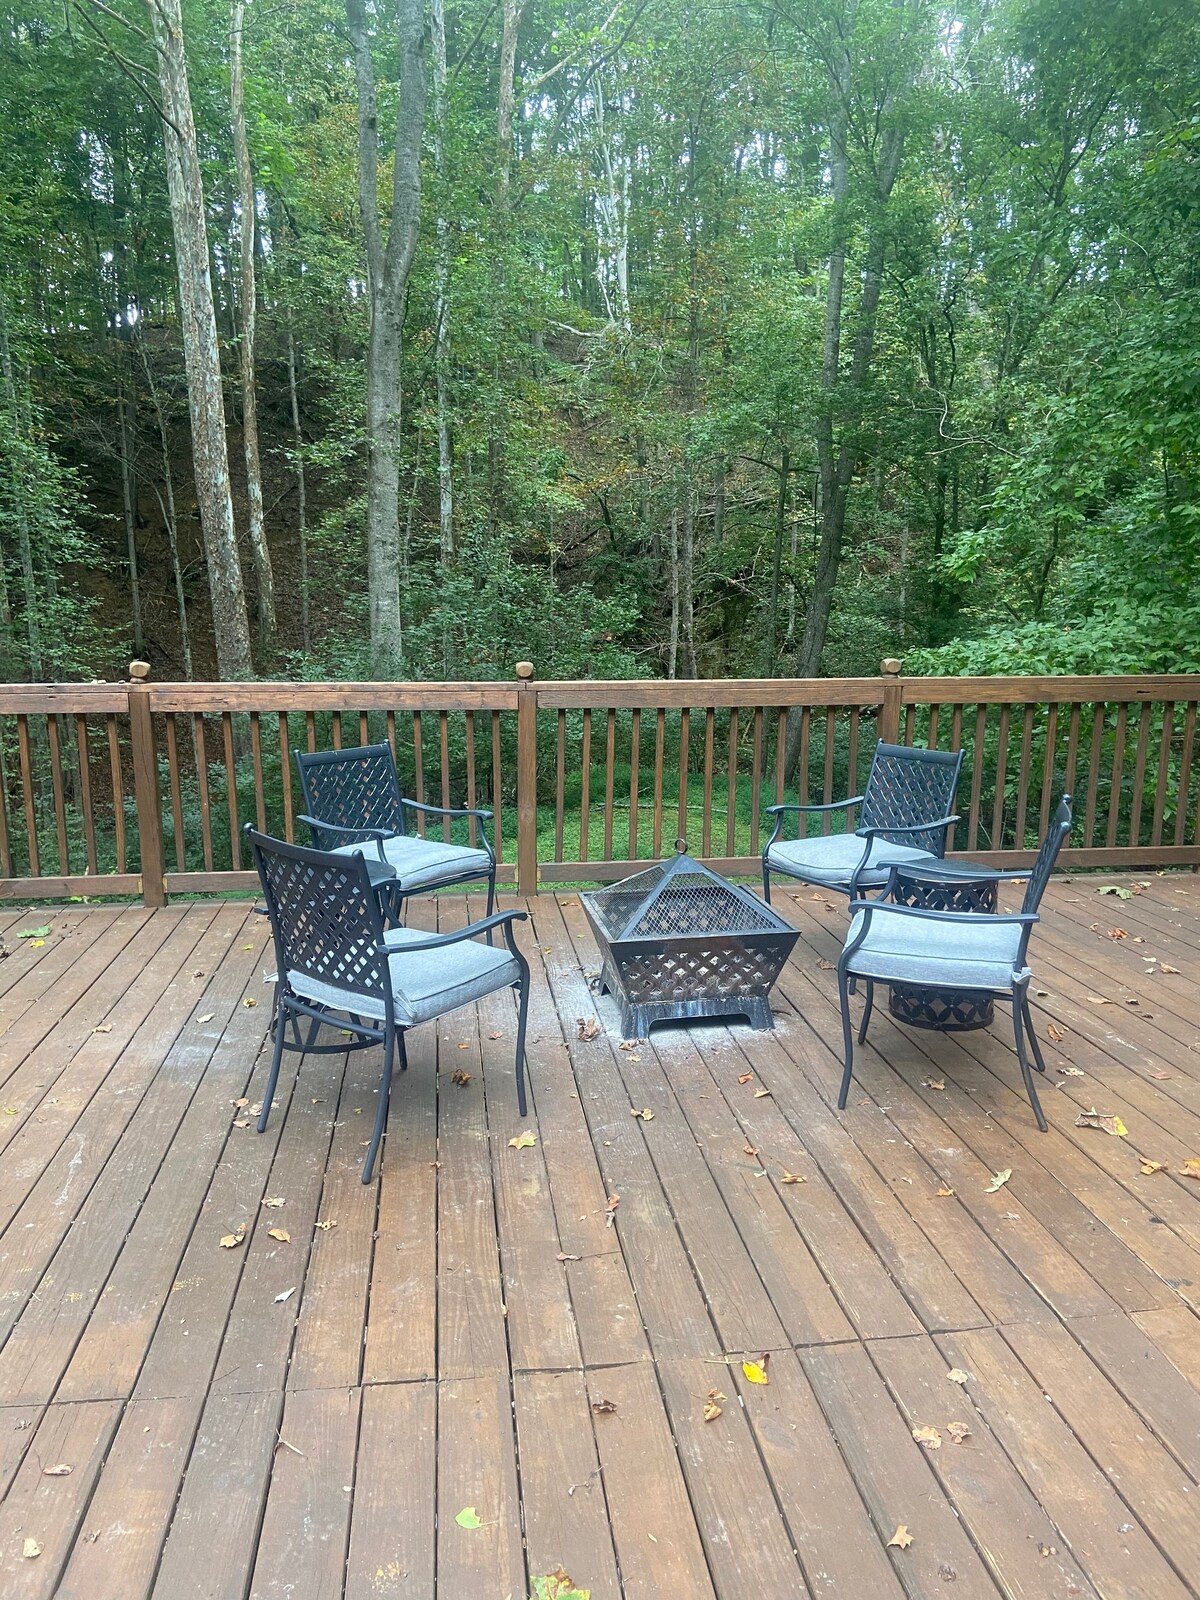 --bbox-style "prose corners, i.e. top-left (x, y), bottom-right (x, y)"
top-left (514, 975), bottom-right (531, 1119)
top-left (1012, 991), bottom-right (1048, 1132)
top-left (486, 868), bottom-right (497, 945)
top-left (258, 1004), bottom-right (289, 1133)
top-left (761, 858), bottom-right (772, 905)
top-left (857, 979), bottom-right (875, 1045)
top-left (362, 1021), bottom-right (398, 1183)
top-left (837, 968), bottom-right (855, 1109)
top-left (1022, 994), bottom-right (1047, 1073)
top-left (398, 1032), bottom-right (408, 1073)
